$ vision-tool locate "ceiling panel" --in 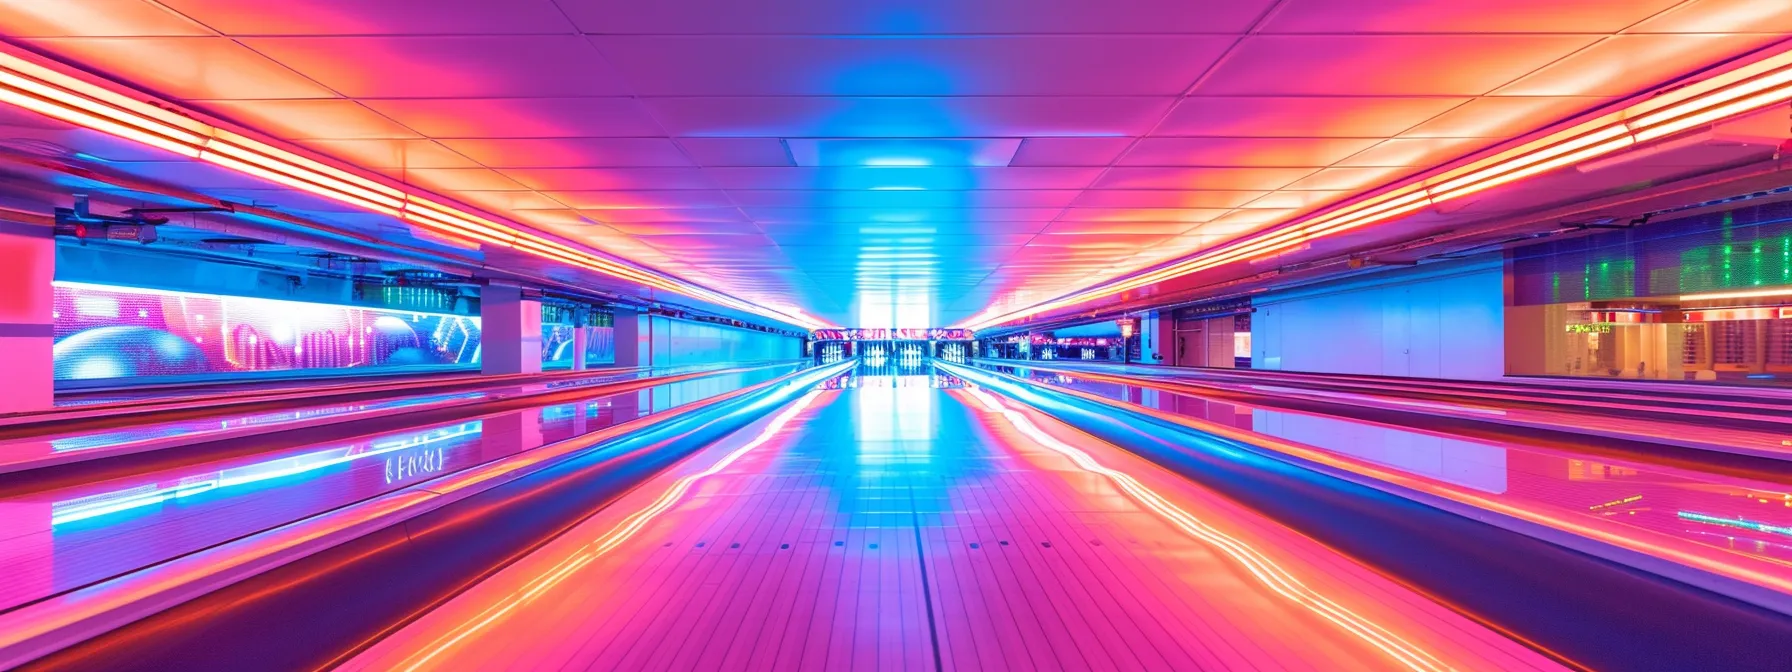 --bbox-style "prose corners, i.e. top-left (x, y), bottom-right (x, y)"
top-left (591, 35), bottom-right (1234, 96)
top-left (1071, 190), bottom-right (1267, 209)
top-left (1194, 35), bottom-right (1599, 96)
top-left (643, 96), bottom-right (1174, 138)
top-left (1496, 34), bottom-right (1781, 97)
top-left (297, 139), bottom-right (478, 170)
top-left (1120, 137), bottom-right (1383, 167)
top-left (158, 0), bottom-right (573, 35)
top-left (558, 0), bottom-right (1275, 34)
top-left (4, 0), bottom-right (1785, 328)
top-left (198, 99), bottom-right (417, 140)
top-left (438, 138), bottom-right (694, 168)
top-left (0, 0), bottom-right (207, 36)
top-left (241, 36), bottom-right (631, 98)
top-left (1631, 0), bottom-right (1792, 33)
top-left (1092, 167), bottom-right (1316, 190)
top-left (1158, 96), bottom-right (1470, 138)
top-left (1260, 0), bottom-right (1681, 33)
top-left (20, 37), bottom-right (335, 99)
top-left (359, 98), bottom-right (666, 138)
